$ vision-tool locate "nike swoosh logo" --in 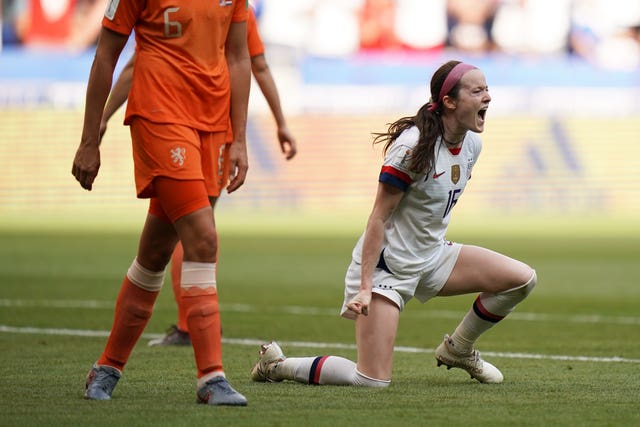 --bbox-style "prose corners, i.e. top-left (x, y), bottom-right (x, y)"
top-left (433, 171), bottom-right (446, 179)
